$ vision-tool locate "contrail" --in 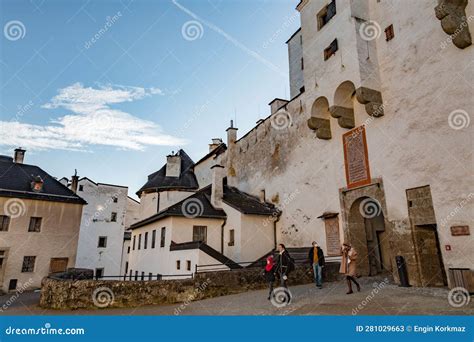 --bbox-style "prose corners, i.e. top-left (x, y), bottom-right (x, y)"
top-left (172, 0), bottom-right (286, 78)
